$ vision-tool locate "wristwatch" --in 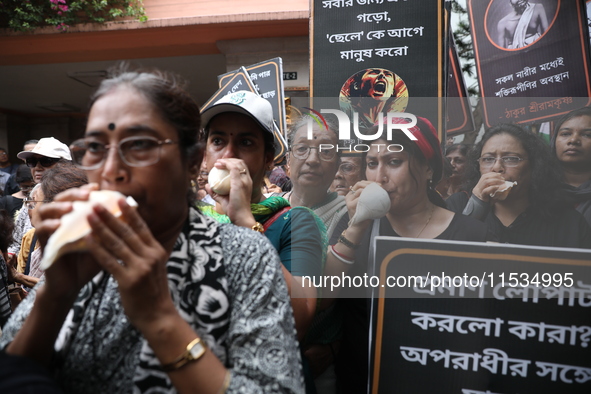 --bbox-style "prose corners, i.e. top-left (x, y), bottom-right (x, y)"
top-left (162, 337), bottom-right (207, 372)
